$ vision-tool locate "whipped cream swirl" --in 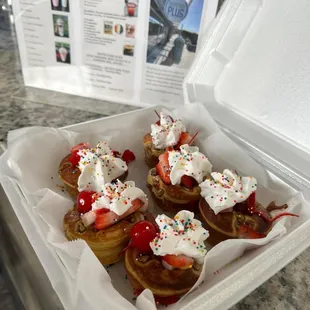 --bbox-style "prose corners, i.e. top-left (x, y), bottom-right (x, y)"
top-left (81, 180), bottom-right (148, 227)
top-left (200, 169), bottom-right (258, 214)
top-left (151, 112), bottom-right (186, 149)
top-left (150, 211), bottom-right (209, 264)
top-left (77, 141), bottom-right (127, 192)
top-left (168, 144), bottom-right (212, 185)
